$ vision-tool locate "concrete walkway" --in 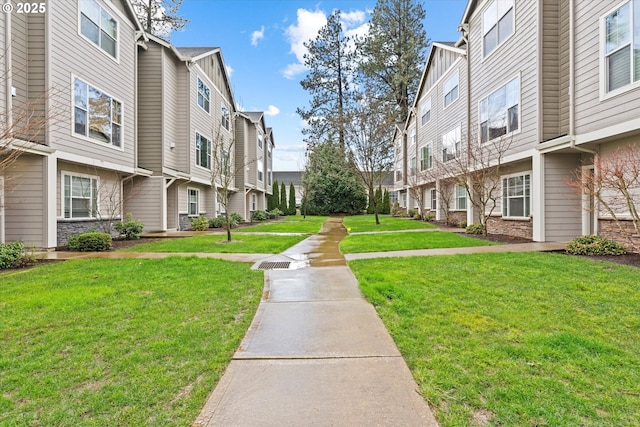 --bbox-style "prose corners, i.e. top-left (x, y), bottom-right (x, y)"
top-left (193, 217), bottom-right (439, 427)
